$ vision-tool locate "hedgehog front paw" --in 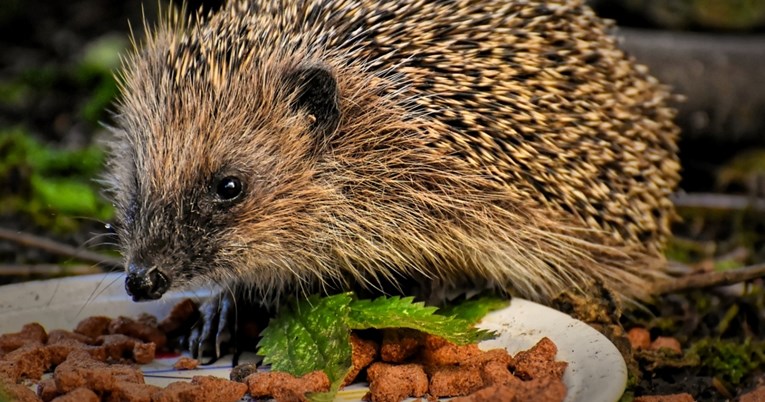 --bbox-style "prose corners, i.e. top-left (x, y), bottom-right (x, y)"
top-left (186, 291), bottom-right (267, 365)
top-left (187, 292), bottom-right (235, 363)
